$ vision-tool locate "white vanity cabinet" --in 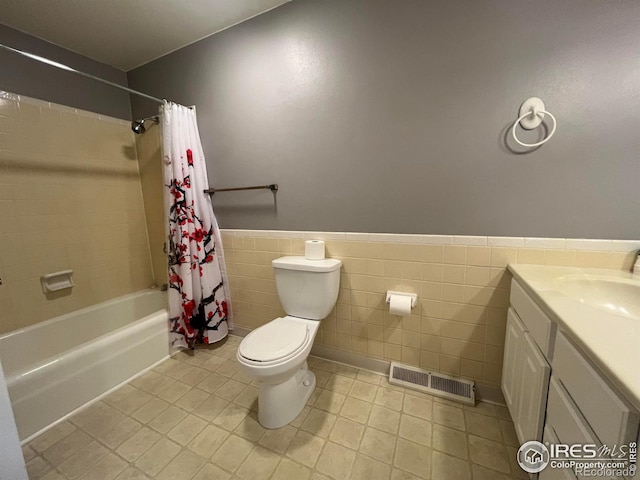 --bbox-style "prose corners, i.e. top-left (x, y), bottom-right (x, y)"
top-left (503, 307), bottom-right (551, 444)
top-left (502, 280), bottom-right (552, 445)
top-left (542, 337), bottom-right (639, 480)
top-left (551, 333), bottom-right (639, 449)
top-left (539, 425), bottom-right (577, 480)
top-left (505, 269), bottom-right (640, 480)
